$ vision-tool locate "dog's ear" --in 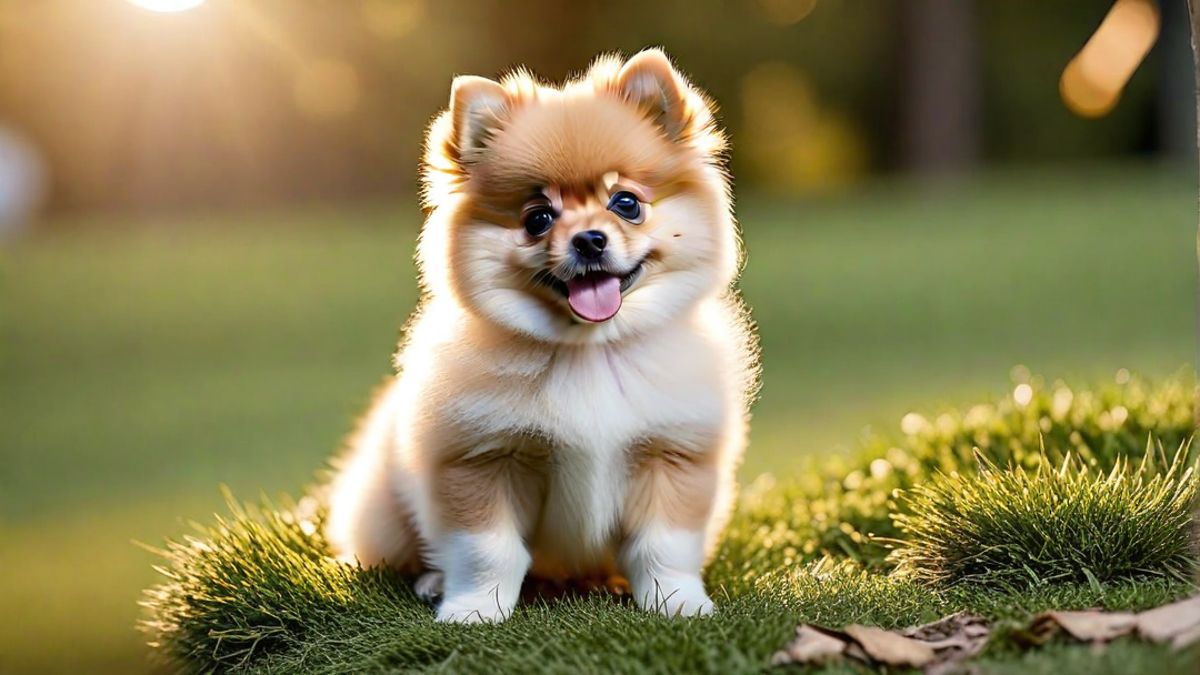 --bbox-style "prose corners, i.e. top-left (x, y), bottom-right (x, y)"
top-left (616, 49), bottom-right (693, 140)
top-left (449, 75), bottom-right (509, 160)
